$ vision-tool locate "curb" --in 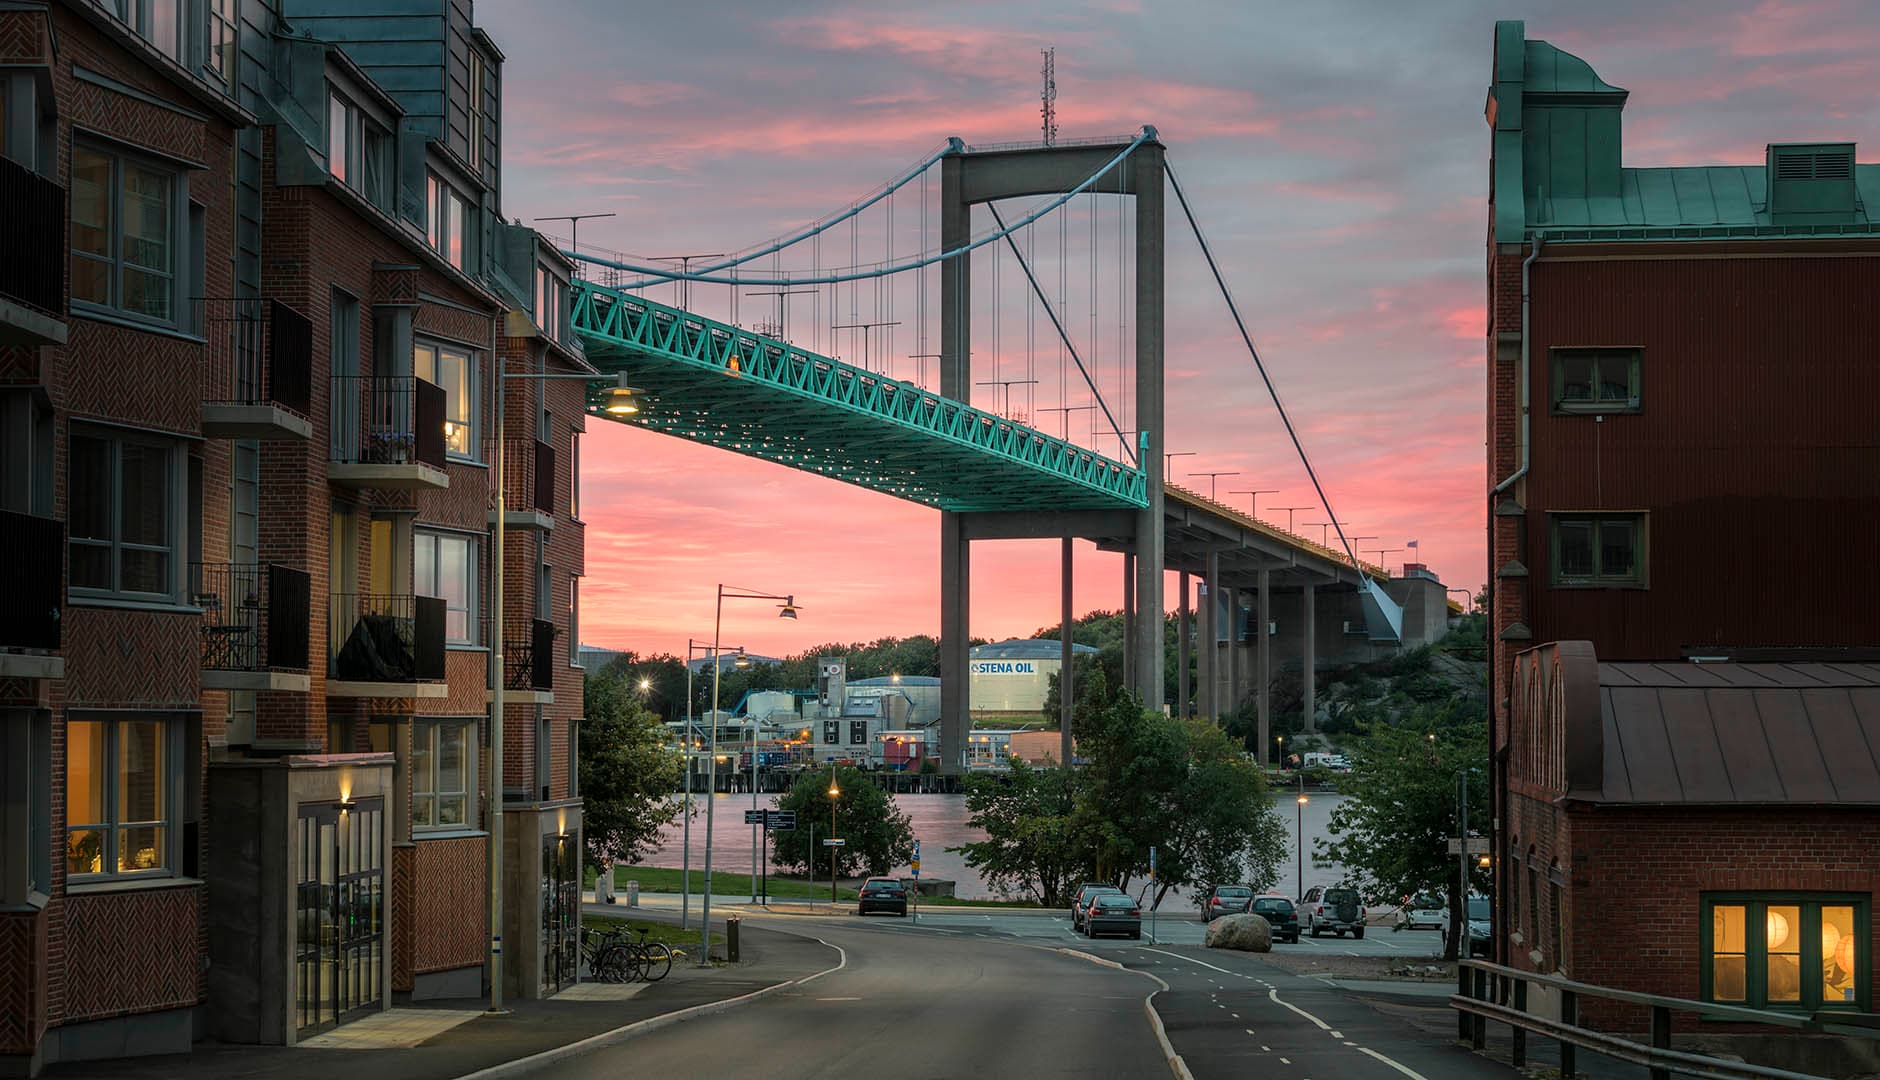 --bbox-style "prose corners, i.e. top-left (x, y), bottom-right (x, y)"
top-left (1050, 947), bottom-right (1193, 1080)
top-left (450, 938), bottom-right (847, 1080)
